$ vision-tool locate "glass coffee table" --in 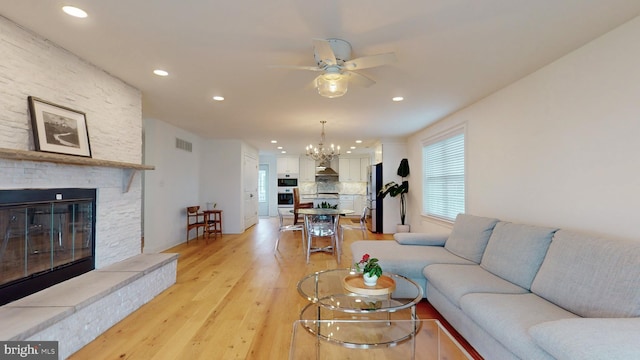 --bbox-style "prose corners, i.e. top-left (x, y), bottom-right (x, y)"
top-left (296, 269), bottom-right (426, 347)
top-left (289, 319), bottom-right (474, 359)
